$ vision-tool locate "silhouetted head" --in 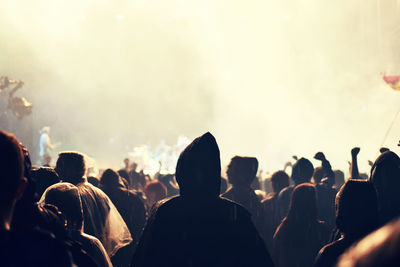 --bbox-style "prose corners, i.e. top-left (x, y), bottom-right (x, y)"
top-left (226, 156), bottom-right (258, 187)
top-left (313, 166), bottom-right (324, 184)
top-left (291, 157), bottom-right (314, 185)
top-left (369, 151), bottom-right (400, 224)
top-left (0, 130), bottom-right (26, 226)
top-left (144, 181), bottom-right (167, 207)
top-left (31, 167), bottom-right (60, 197)
top-left (100, 168), bottom-right (124, 189)
top-left (175, 132), bottom-right (221, 197)
top-left (271, 170), bottom-right (289, 194)
top-left (333, 170), bottom-right (345, 189)
top-left (43, 183), bottom-right (83, 231)
top-left (286, 183), bottom-right (317, 224)
top-left (336, 179), bottom-right (378, 237)
top-left (55, 152), bottom-right (86, 185)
